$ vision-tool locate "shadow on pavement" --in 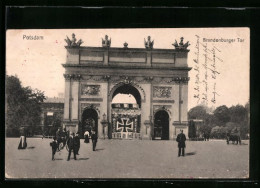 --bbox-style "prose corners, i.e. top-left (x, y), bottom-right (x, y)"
top-left (95, 148), bottom-right (104, 151)
top-left (78, 158), bottom-right (89, 160)
top-left (54, 158), bottom-right (63, 160)
top-left (27, 146), bottom-right (35, 149)
top-left (185, 152), bottom-right (196, 156)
